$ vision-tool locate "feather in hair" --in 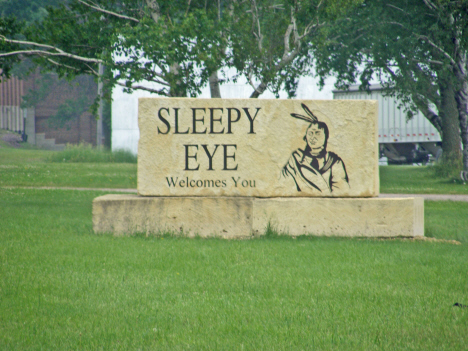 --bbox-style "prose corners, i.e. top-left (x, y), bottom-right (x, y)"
top-left (301, 103), bottom-right (319, 122)
top-left (290, 113), bottom-right (315, 123)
